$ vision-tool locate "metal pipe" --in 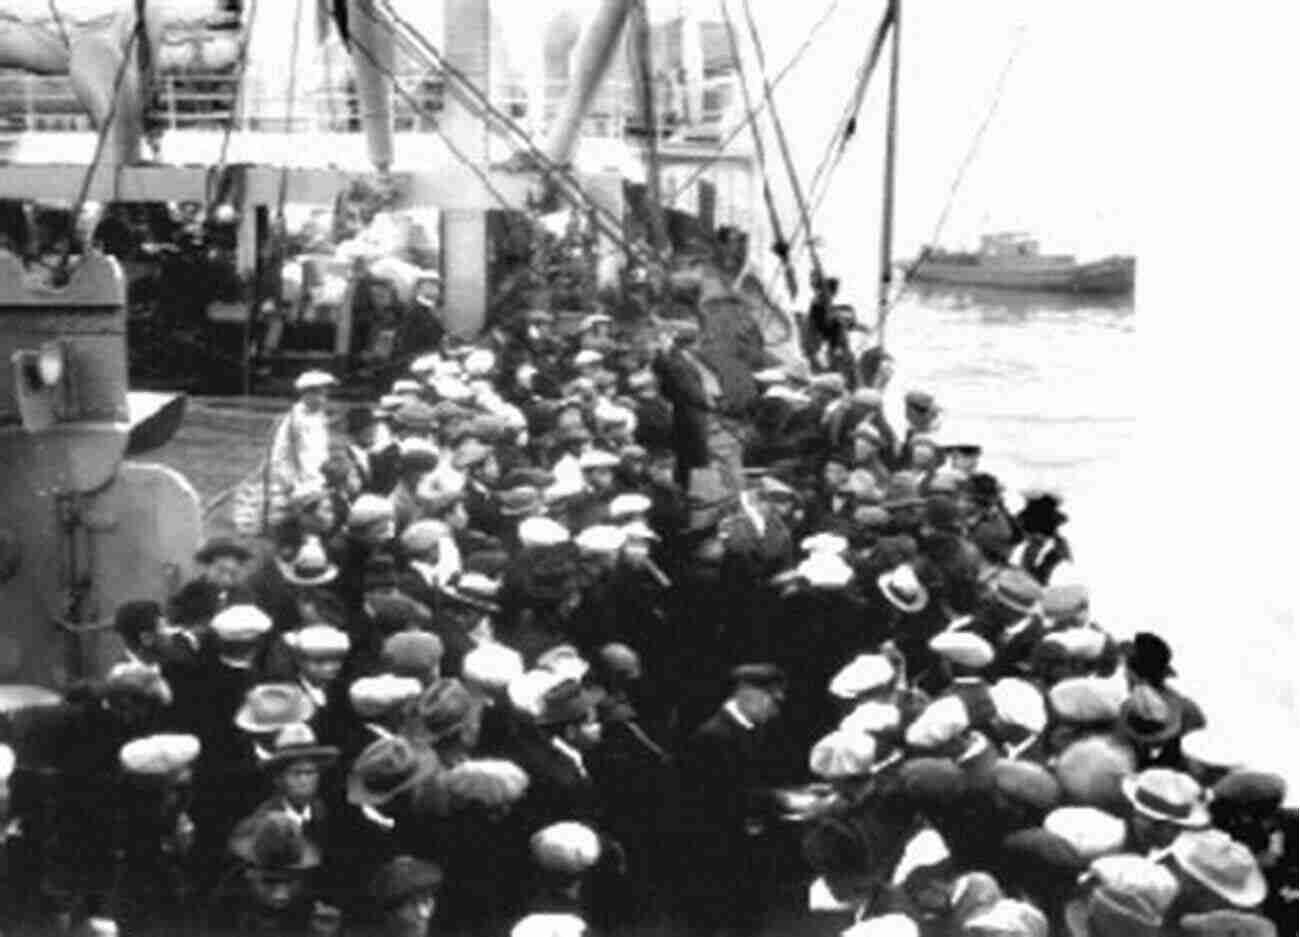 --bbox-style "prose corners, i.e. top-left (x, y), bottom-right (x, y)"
top-left (346, 0), bottom-right (396, 171)
top-left (542, 0), bottom-right (636, 168)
